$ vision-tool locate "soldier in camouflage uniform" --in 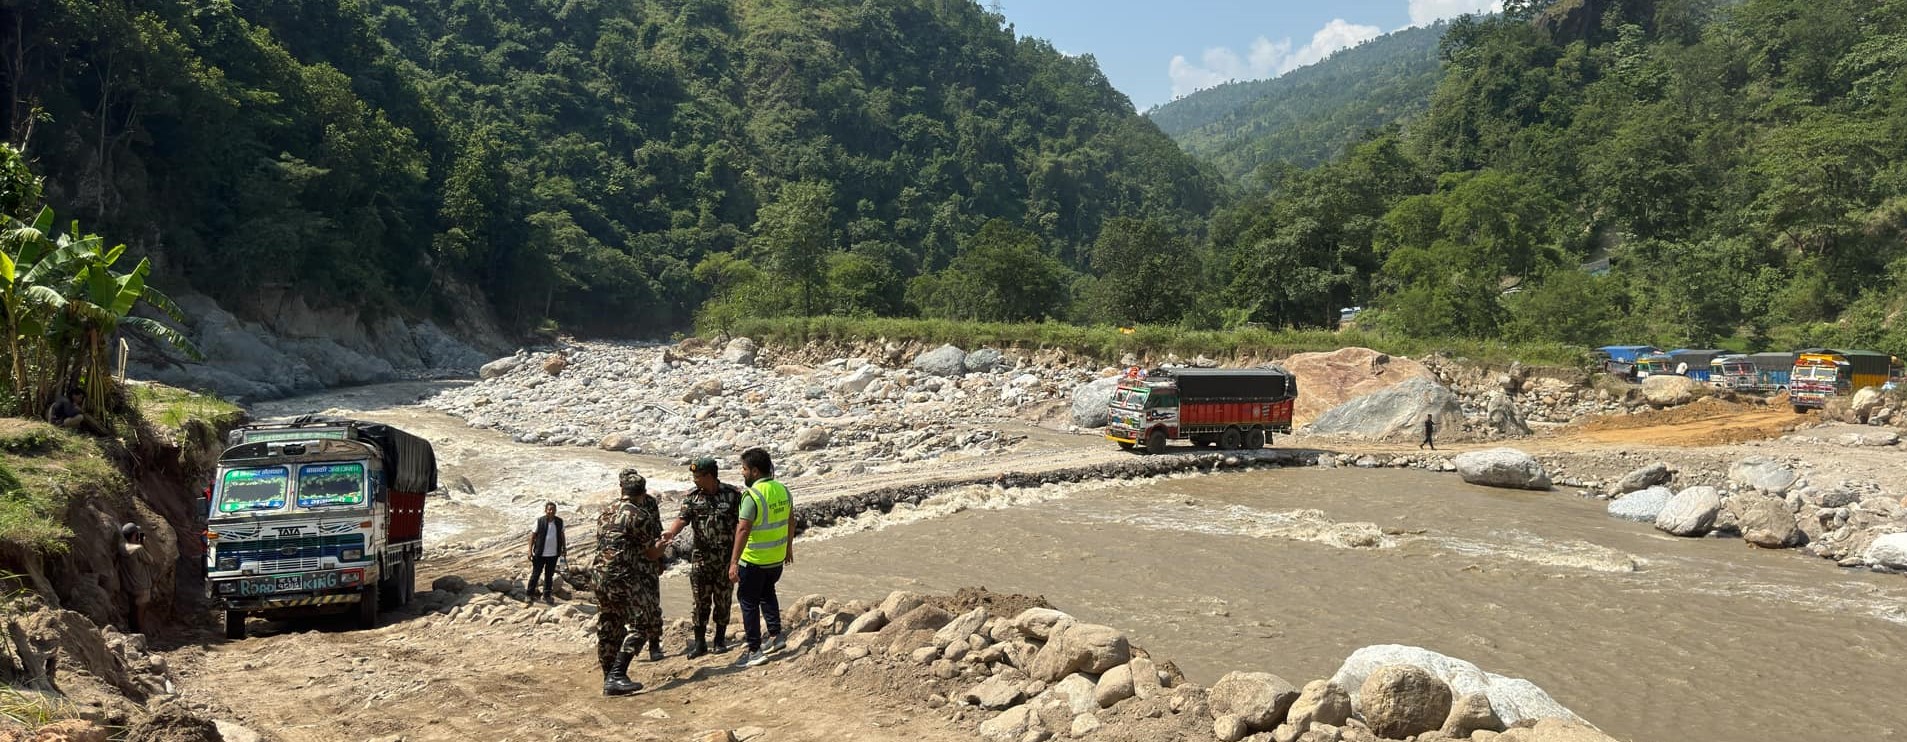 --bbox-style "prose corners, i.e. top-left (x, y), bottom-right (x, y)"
top-left (658, 457), bottom-right (743, 658)
top-left (593, 468), bottom-right (663, 696)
